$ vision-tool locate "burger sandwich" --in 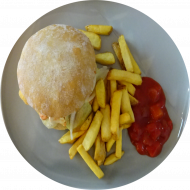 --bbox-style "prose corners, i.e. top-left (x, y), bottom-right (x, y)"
top-left (17, 24), bottom-right (108, 135)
